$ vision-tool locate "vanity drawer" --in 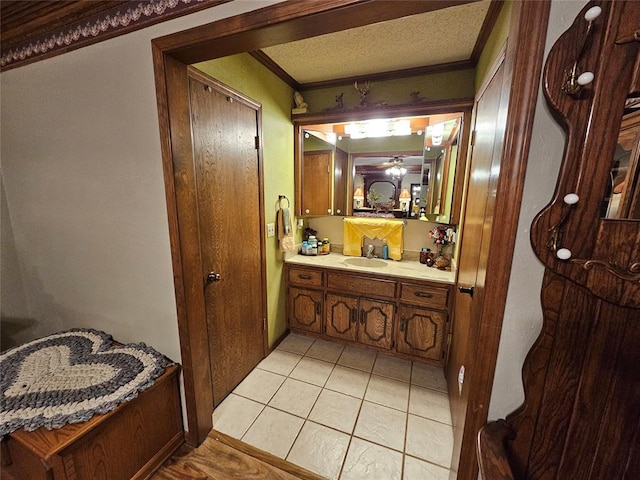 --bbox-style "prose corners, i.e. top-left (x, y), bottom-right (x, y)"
top-left (400, 283), bottom-right (449, 309)
top-left (288, 267), bottom-right (323, 287)
top-left (327, 272), bottom-right (396, 298)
